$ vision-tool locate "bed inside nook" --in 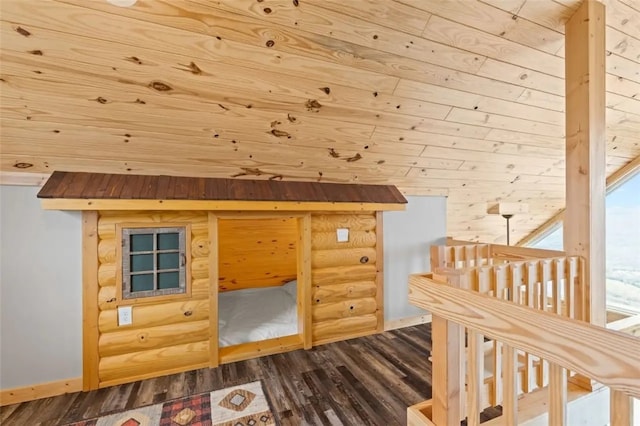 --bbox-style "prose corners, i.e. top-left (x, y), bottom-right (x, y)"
top-left (216, 215), bottom-right (305, 363)
top-left (36, 171), bottom-right (406, 391)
